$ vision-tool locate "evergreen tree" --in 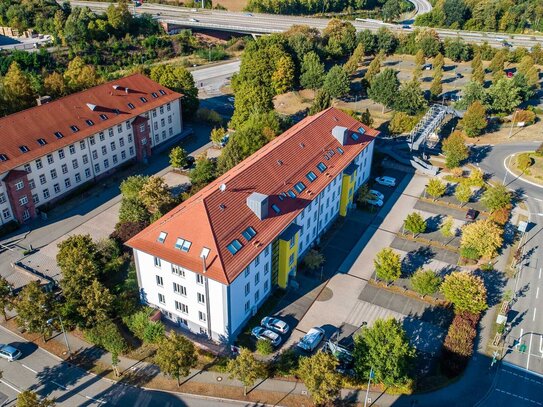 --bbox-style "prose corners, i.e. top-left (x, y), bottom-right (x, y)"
top-left (309, 89), bottom-right (331, 115)
top-left (300, 52), bottom-right (325, 90)
top-left (367, 68), bottom-right (400, 113)
top-left (344, 42), bottom-right (366, 75)
top-left (430, 66), bottom-right (443, 100)
top-left (471, 52), bottom-right (485, 84)
top-left (323, 65), bottom-right (350, 98)
top-left (364, 52), bottom-right (383, 83)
